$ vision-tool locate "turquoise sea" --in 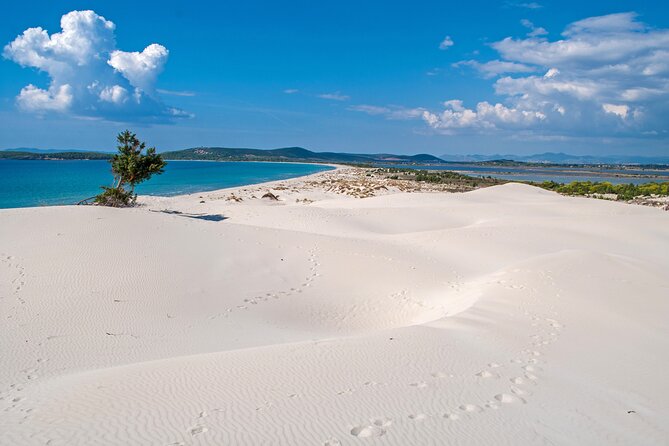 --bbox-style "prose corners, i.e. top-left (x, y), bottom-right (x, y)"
top-left (0, 160), bottom-right (333, 209)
